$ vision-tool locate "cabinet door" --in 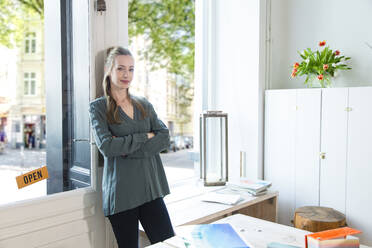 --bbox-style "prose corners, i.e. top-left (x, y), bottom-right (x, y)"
top-left (295, 89), bottom-right (321, 209)
top-left (346, 87), bottom-right (372, 245)
top-left (264, 90), bottom-right (296, 226)
top-left (319, 88), bottom-right (348, 214)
